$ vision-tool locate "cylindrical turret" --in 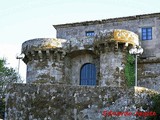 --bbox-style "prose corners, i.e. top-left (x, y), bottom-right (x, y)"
top-left (94, 29), bottom-right (138, 87)
top-left (22, 38), bottom-right (66, 83)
